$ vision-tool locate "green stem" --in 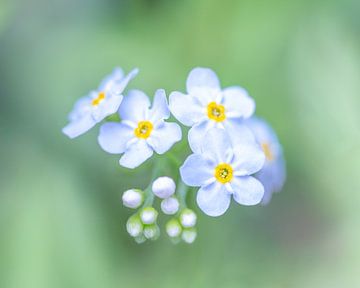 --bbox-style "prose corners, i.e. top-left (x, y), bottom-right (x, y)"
top-left (166, 151), bottom-right (183, 167)
top-left (140, 158), bottom-right (164, 208)
top-left (176, 179), bottom-right (189, 209)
